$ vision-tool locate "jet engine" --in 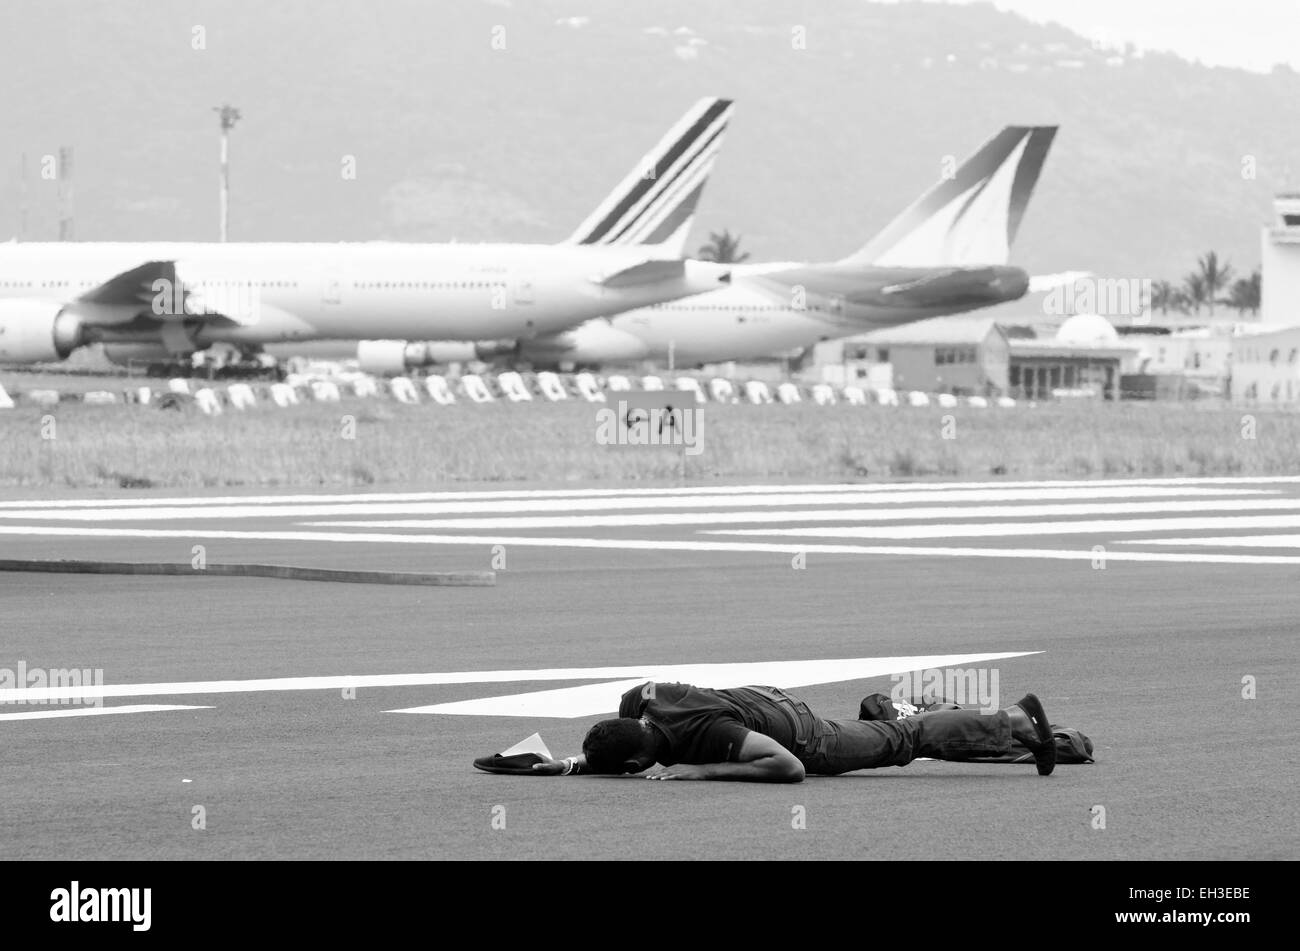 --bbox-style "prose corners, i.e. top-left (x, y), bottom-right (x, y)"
top-left (0, 300), bottom-right (86, 363)
top-left (356, 339), bottom-right (517, 375)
